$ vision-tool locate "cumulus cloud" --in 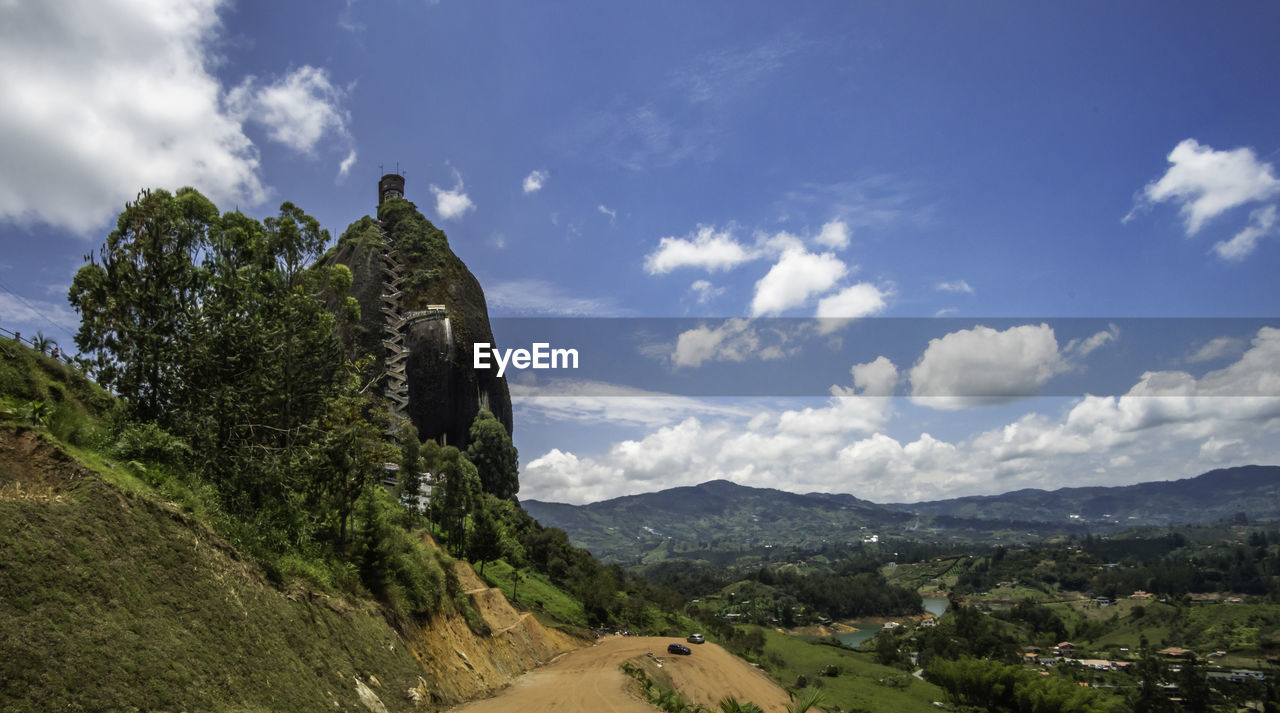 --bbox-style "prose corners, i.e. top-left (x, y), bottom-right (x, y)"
top-left (935, 280), bottom-right (974, 295)
top-left (228, 65), bottom-right (352, 156)
top-left (645, 226), bottom-right (755, 274)
top-left (0, 0), bottom-right (260, 233)
top-left (1213, 205), bottom-right (1277, 261)
top-left (522, 390), bottom-right (895, 503)
top-left (430, 170), bottom-right (475, 220)
top-left (908, 324), bottom-right (1069, 408)
top-left (0, 0), bottom-right (357, 234)
top-left (750, 248), bottom-right (847, 316)
top-left (971, 328), bottom-right (1280, 469)
top-left (814, 282), bottom-right (889, 325)
top-left (814, 220), bottom-right (850, 249)
top-left (520, 328), bottom-right (1280, 504)
top-left (522, 449), bottom-right (623, 504)
top-left (522, 170), bottom-right (547, 193)
top-left (1131, 138), bottom-right (1280, 235)
top-left (850, 356), bottom-right (899, 397)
